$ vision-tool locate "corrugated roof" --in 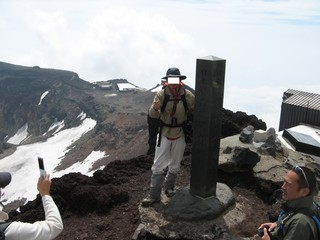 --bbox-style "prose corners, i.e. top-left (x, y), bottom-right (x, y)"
top-left (283, 89), bottom-right (320, 110)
